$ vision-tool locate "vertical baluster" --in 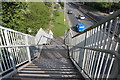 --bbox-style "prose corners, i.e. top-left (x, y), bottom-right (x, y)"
top-left (1, 30), bottom-right (9, 69)
top-left (95, 23), bottom-right (106, 79)
top-left (90, 27), bottom-right (98, 79)
top-left (93, 25), bottom-right (103, 79)
top-left (4, 30), bottom-right (16, 71)
top-left (4, 32), bottom-right (12, 68)
top-left (100, 19), bottom-right (114, 79)
top-left (7, 31), bottom-right (14, 68)
top-left (89, 27), bottom-right (96, 77)
top-left (0, 46), bottom-right (6, 71)
top-left (94, 25), bottom-right (101, 79)
top-left (88, 30), bottom-right (94, 76)
top-left (13, 33), bottom-right (19, 65)
top-left (105, 17), bottom-right (119, 80)
top-left (25, 35), bottom-right (31, 63)
top-left (86, 31), bottom-right (91, 75)
top-left (82, 32), bottom-right (87, 72)
top-left (84, 31), bottom-right (90, 74)
top-left (9, 32), bottom-right (16, 65)
top-left (12, 32), bottom-right (18, 65)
